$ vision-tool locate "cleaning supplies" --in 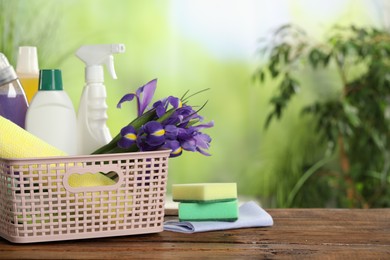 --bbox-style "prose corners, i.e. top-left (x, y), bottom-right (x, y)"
top-left (25, 69), bottom-right (77, 155)
top-left (75, 44), bottom-right (125, 155)
top-left (178, 200), bottom-right (239, 221)
top-left (173, 183), bottom-right (239, 222)
top-left (172, 183), bottom-right (237, 202)
top-left (0, 115), bottom-right (66, 159)
top-left (0, 53), bottom-right (29, 129)
top-left (16, 46), bottom-right (39, 103)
